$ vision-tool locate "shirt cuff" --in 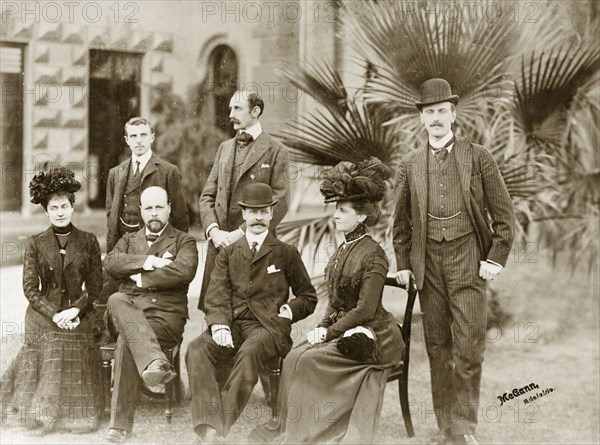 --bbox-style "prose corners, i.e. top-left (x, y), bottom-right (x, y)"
top-left (143, 256), bottom-right (154, 271)
top-left (486, 259), bottom-right (503, 268)
top-left (129, 273), bottom-right (142, 287)
top-left (206, 223), bottom-right (219, 239)
top-left (280, 304), bottom-right (293, 320)
top-left (211, 324), bottom-right (230, 335)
